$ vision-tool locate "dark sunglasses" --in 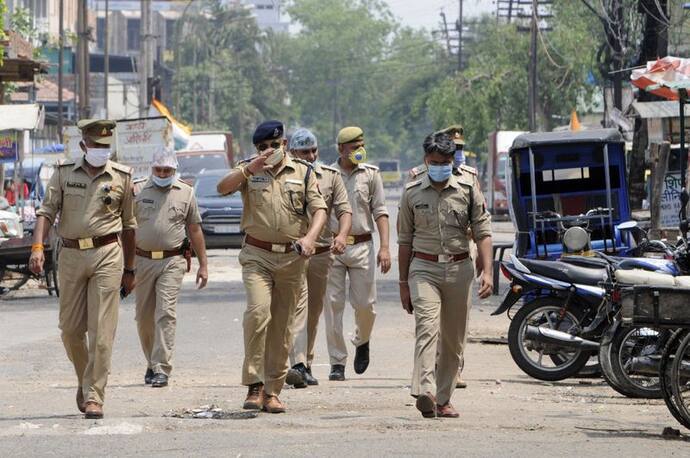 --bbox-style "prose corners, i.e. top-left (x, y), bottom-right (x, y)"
top-left (257, 141), bottom-right (282, 152)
